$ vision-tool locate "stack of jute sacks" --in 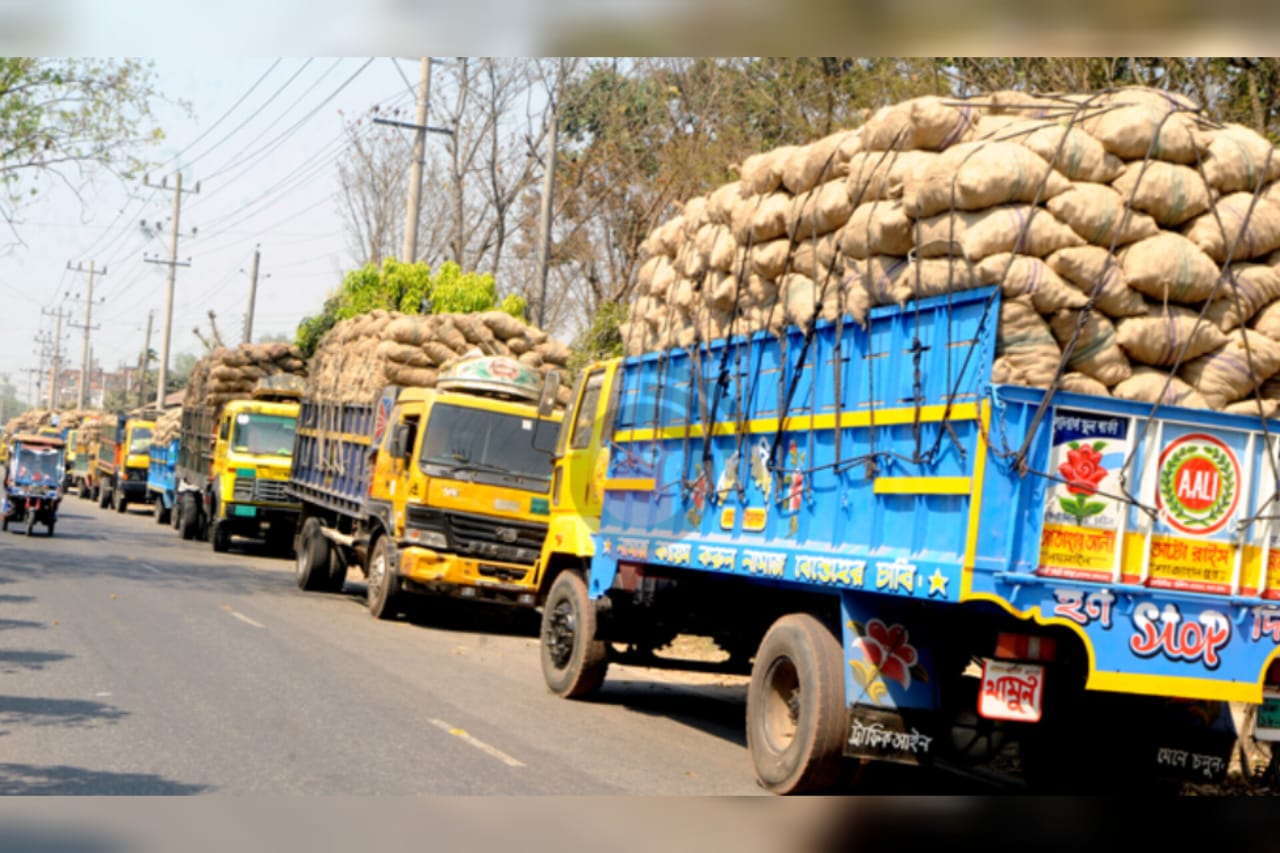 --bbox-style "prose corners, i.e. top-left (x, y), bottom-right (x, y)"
top-left (627, 86), bottom-right (1280, 416)
top-left (153, 408), bottom-right (182, 446)
top-left (184, 342), bottom-right (308, 411)
top-left (4, 408), bottom-right (100, 435)
top-left (305, 309), bottom-right (574, 406)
